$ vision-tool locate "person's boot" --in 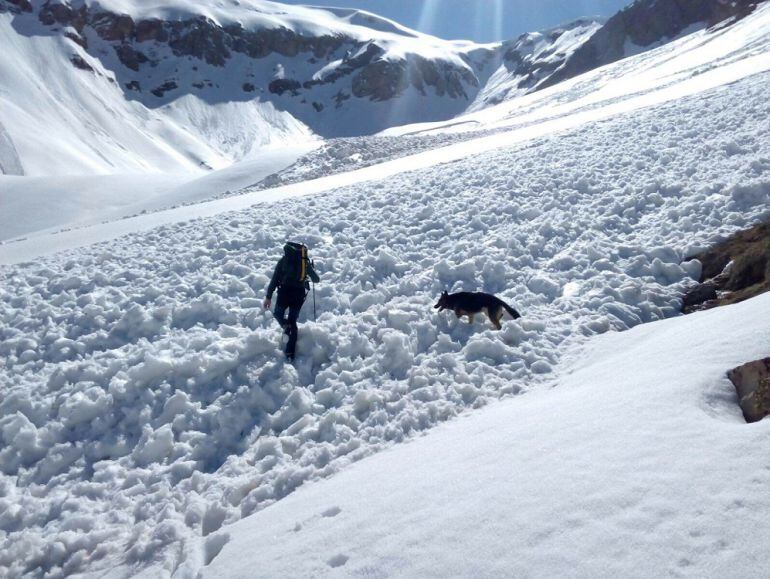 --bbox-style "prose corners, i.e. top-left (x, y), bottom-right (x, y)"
top-left (286, 323), bottom-right (298, 360)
